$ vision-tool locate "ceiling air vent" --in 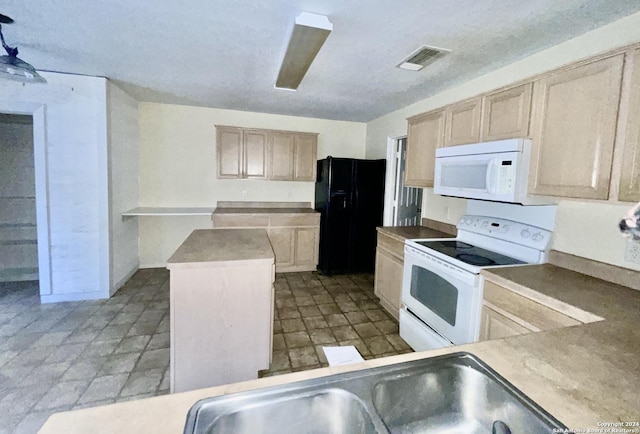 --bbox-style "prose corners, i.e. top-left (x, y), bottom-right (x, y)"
top-left (397, 45), bottom-right (451, 71)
